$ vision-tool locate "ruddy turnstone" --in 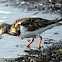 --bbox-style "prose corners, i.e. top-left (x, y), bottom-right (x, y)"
top-left (0, 18), bottom-right (62, 49)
